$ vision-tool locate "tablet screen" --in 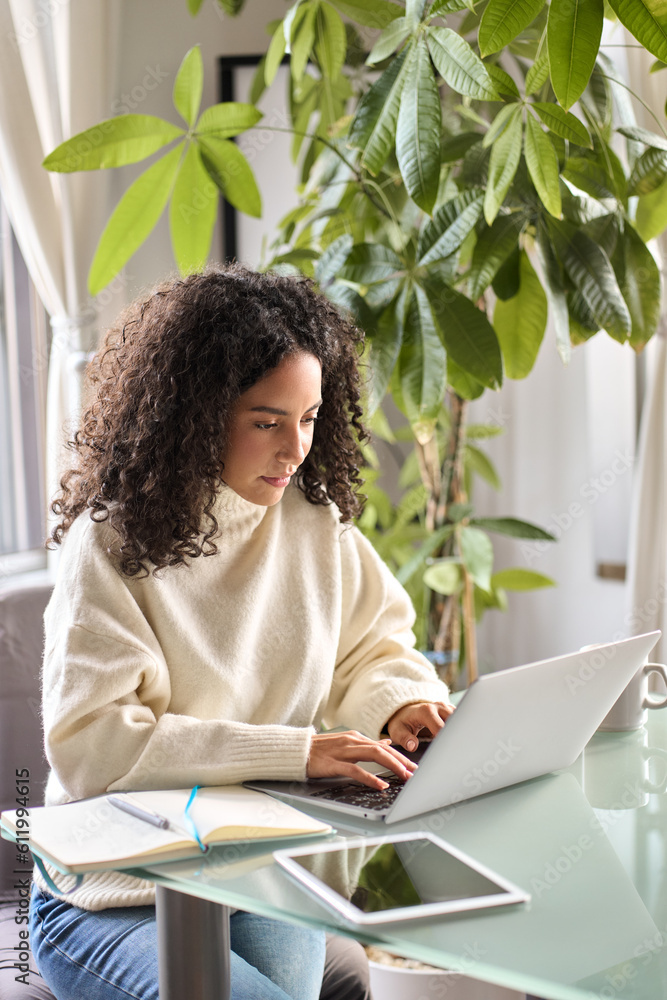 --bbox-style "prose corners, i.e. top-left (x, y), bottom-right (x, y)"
top-left (287, 837), bottom-right (508, 914)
